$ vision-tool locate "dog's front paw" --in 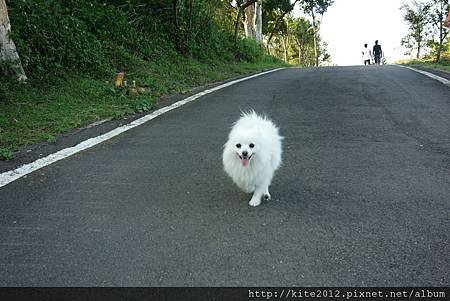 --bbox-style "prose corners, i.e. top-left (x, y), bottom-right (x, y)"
top-left (249, 198), bottom-right (261, 207)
